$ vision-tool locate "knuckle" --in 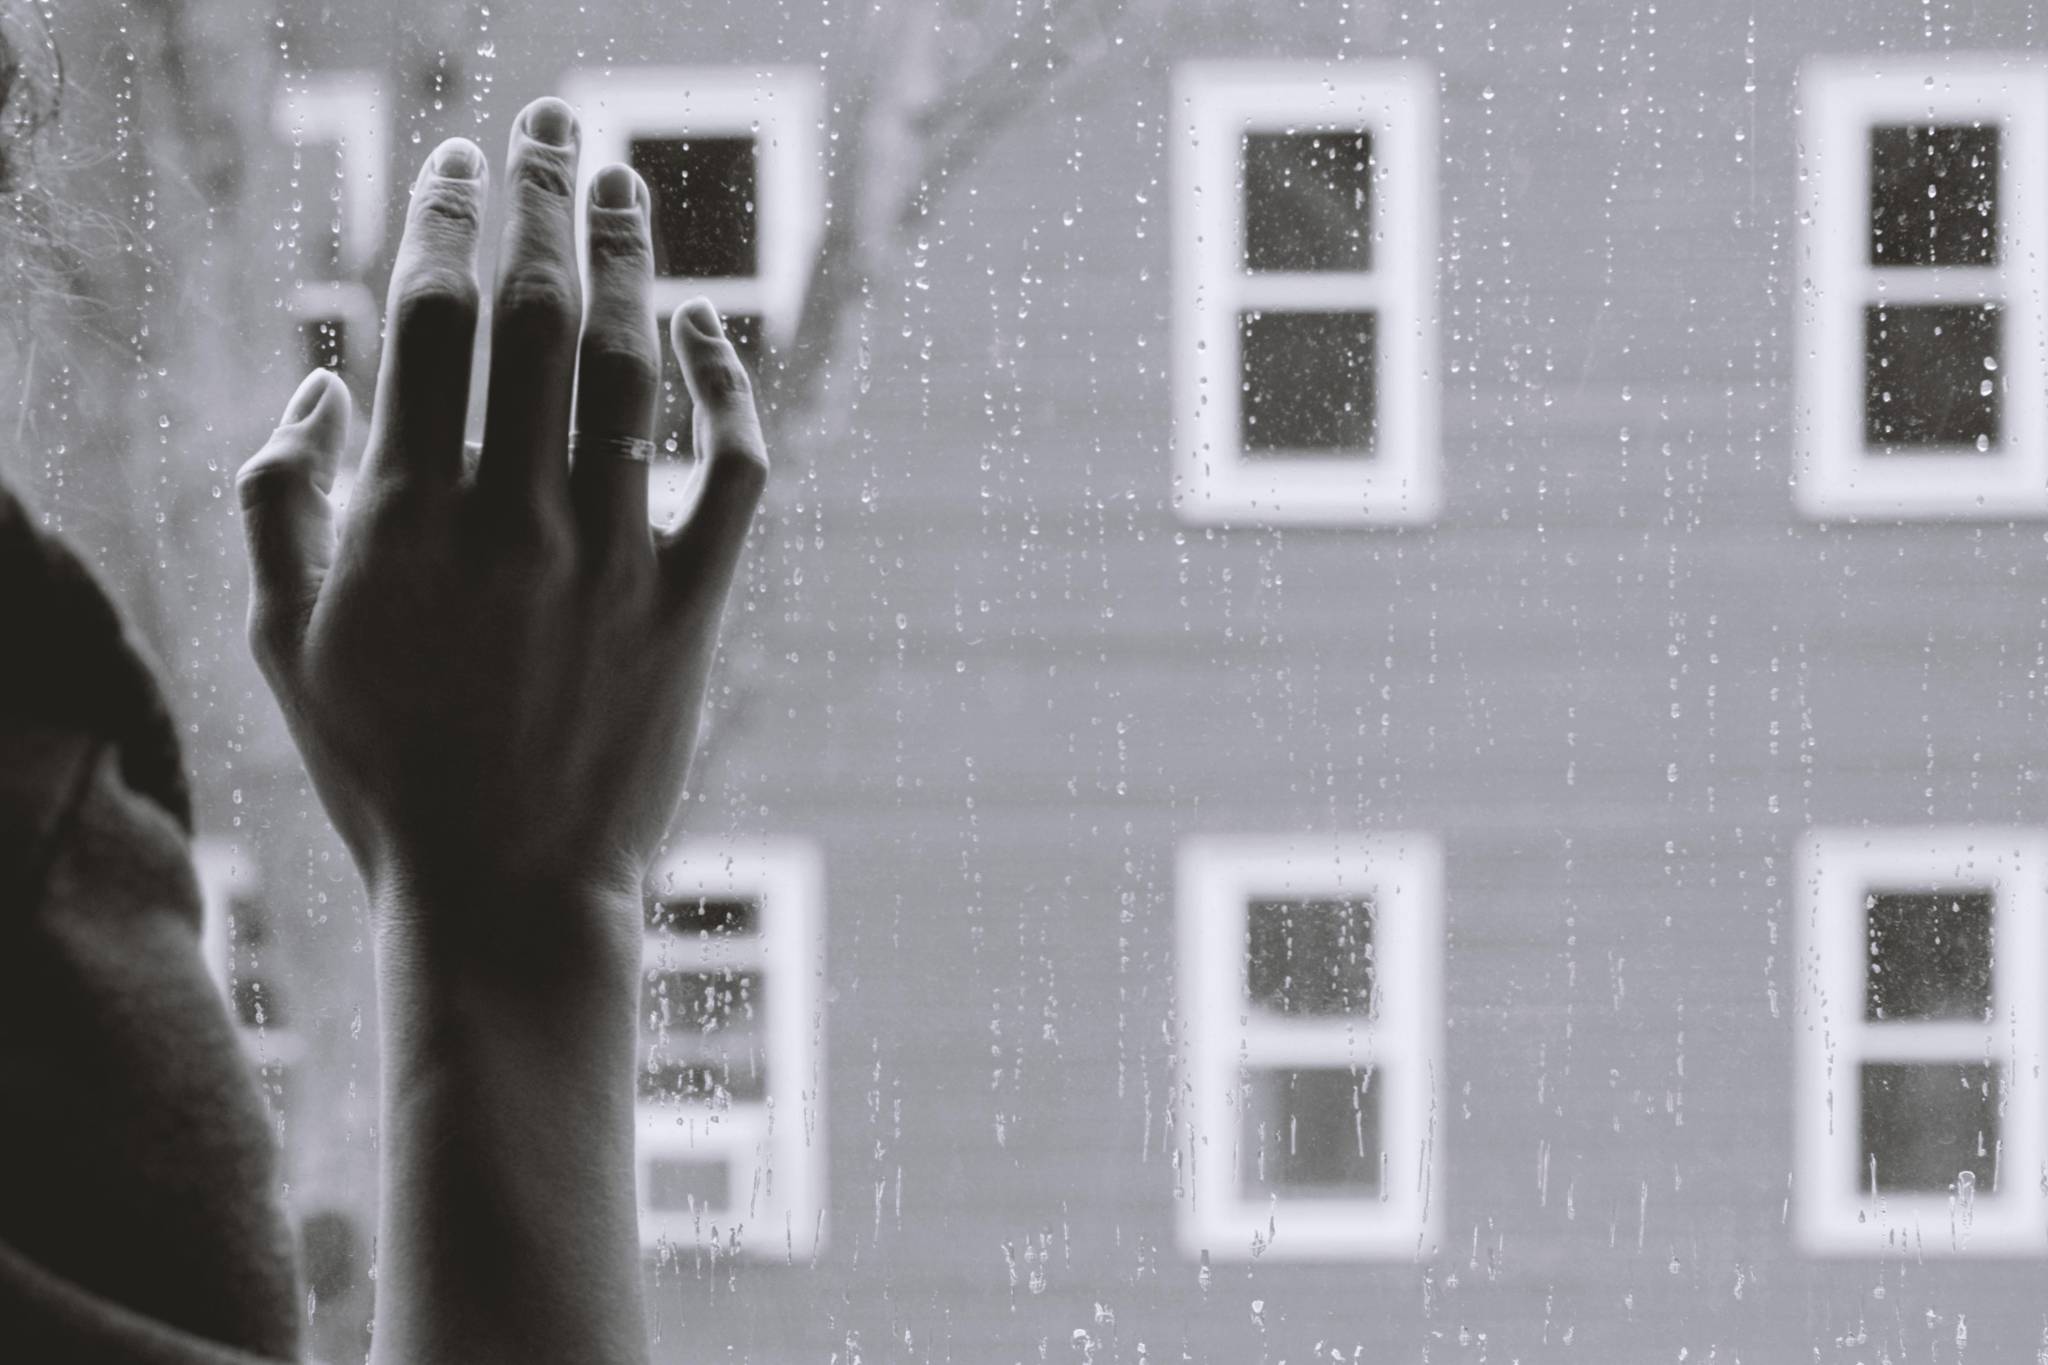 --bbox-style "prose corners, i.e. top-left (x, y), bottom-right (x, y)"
top-left (695, 346), bottom-right (754, 403)
top-left (234, 451), bottom-right (297, 506)
top-left (512, 146), bottom-right (578, 203)
top-left (496, 498), bottom-right (576, 565)
top-left (393, 271), bottom-right (481, 343)
top-left (495, 269), bottom-right (580, 340)
top-left (587, 537), bottom-right (655, 598)
top-left (586, 211), bottom-right (653, 269)
top-left (580, 339), bottom-right (660, 397)
top-left (709, 439), bottom-right (770, 502)
top-left (408, 178), bottom-right (484, 236)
